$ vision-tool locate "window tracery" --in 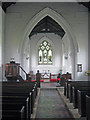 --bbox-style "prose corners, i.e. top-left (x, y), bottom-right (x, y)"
top-left (38, 40), bottom-right (52, 65)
